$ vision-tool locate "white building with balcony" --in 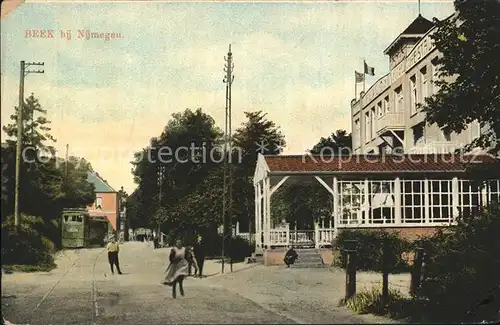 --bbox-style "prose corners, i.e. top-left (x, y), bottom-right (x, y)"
top-left (350, 14), bottom-right (481, 155)
top-left (252, 14), bottom-right (500, 264)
